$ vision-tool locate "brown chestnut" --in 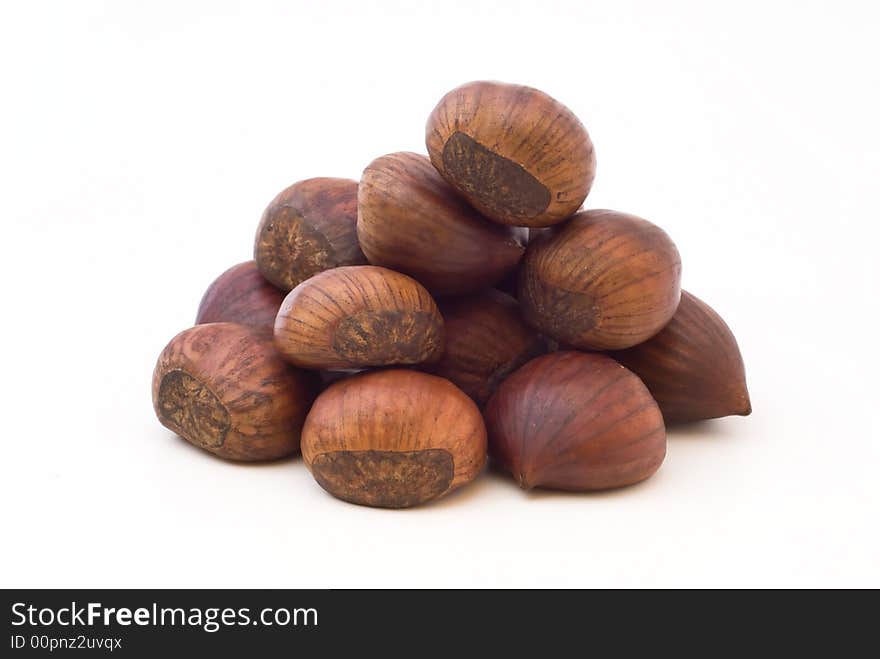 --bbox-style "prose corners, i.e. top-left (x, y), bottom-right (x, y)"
top-left (274, 265), bottom-right (444, 370)
top-left (357, 152), bottom-right (526, 296)
top-left (519, 209), bottom-right (682, 350)
top-left (608, 290), bottom-right (751, 424)
top-left (301, 369), bottom-right (487, 508)
top-left (426, 81), bottom-right (596, 227)
top-left (195, 260), bottom-right (285, 330)
top-left (429, 290), bottom-right (546, 406)
top-left (485, 351), bottom-right (666, 491)
top-left (254, 177), bottom-right (367, 291)
top-left (152, 323), bottom-right (317, 461)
